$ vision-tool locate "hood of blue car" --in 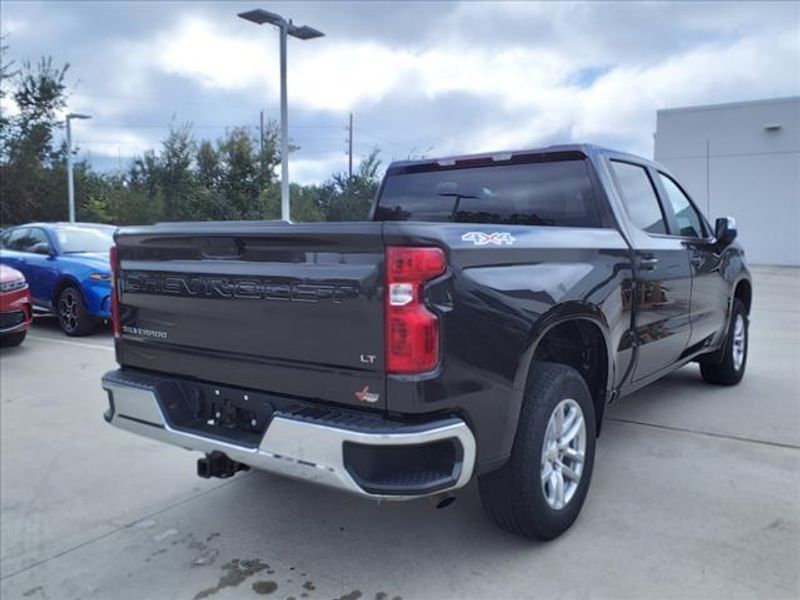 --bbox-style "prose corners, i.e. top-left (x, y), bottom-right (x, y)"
top-left (66, 252), bottom-right (110, 268)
